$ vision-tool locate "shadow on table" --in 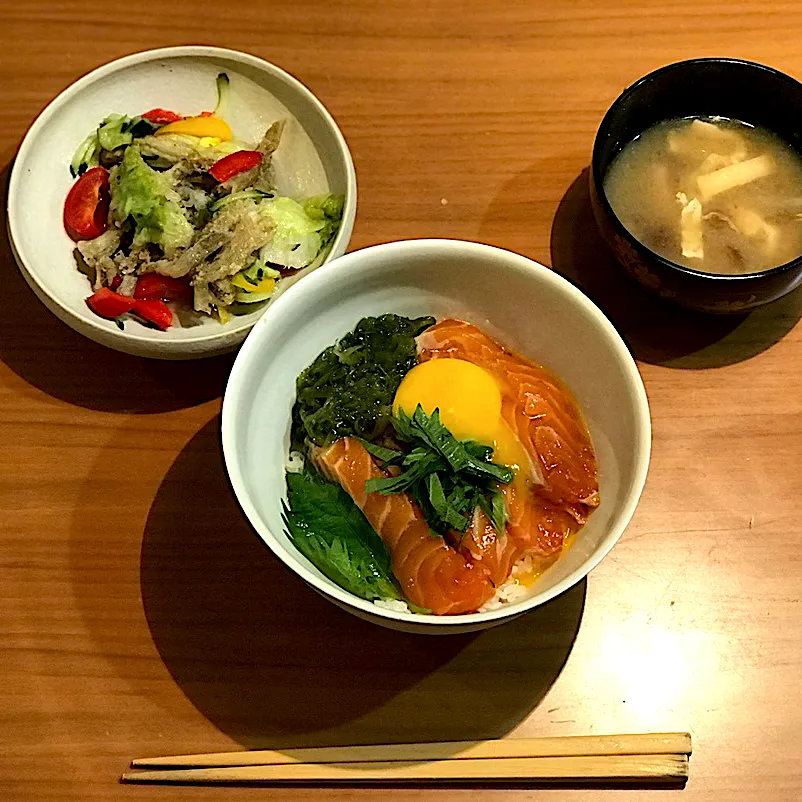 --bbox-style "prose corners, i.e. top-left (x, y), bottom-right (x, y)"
top-left (140, 418), bottom-right (586, 751)
top-left (549, 169), bottom-right (802, 368)
top-left (0, 159), bottom-right (234, 413)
